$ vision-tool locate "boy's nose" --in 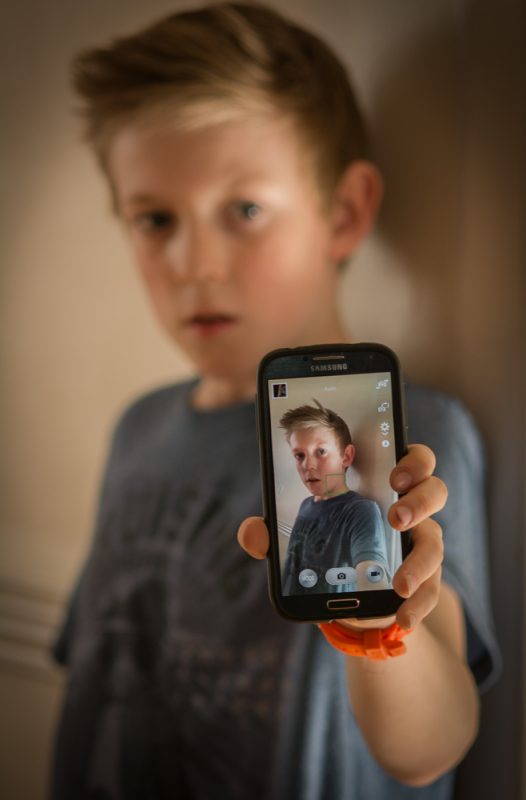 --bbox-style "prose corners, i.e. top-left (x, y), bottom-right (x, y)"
top-left (304, 454), bottom-right (316, 470)
top-left (167, 225), bottom-right (230, 284)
